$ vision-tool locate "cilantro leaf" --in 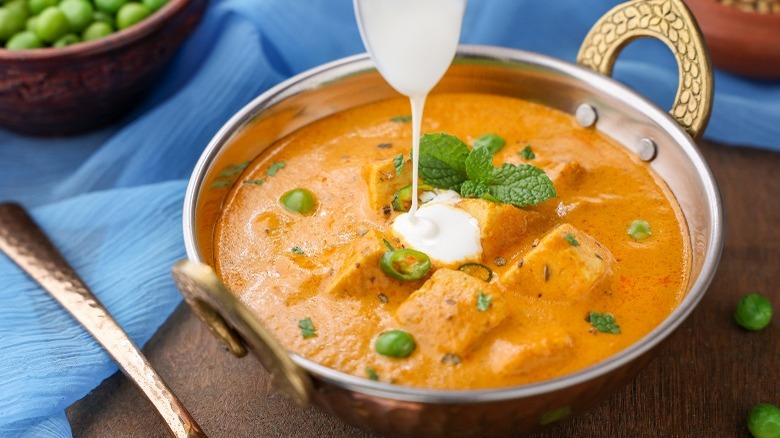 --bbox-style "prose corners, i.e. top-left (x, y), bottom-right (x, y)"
top-left (393, 153), bottom-right (404, 176)
top-left (266, 161), bottom-right (286, 176)
top-left (477, 291), bottom-right (492, 312)
top-left (472, 133), bottom-right (505, 155)
top-left (587, 312), bottom-right (621, 334)
top-left (244, 179), bottom-right (265, 185)
top-left (484, 163), bottom-right (556, 207)
top-left (291, 246), bottom-right (304, 255)
top-left (464, 145), bottom-right (493, 183)
top-left (564, 233), bottom-right (580, 247)
top-left (519, 145), bottom-right (536, 160)
top-left (391, 115), bottom-right (412, 123)
top-left (366, 367), bottom-right (379, 381)
top-left (418, 133), bottom-right (470, 190)
top-left (298, 318), bottom-right (317, 338)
